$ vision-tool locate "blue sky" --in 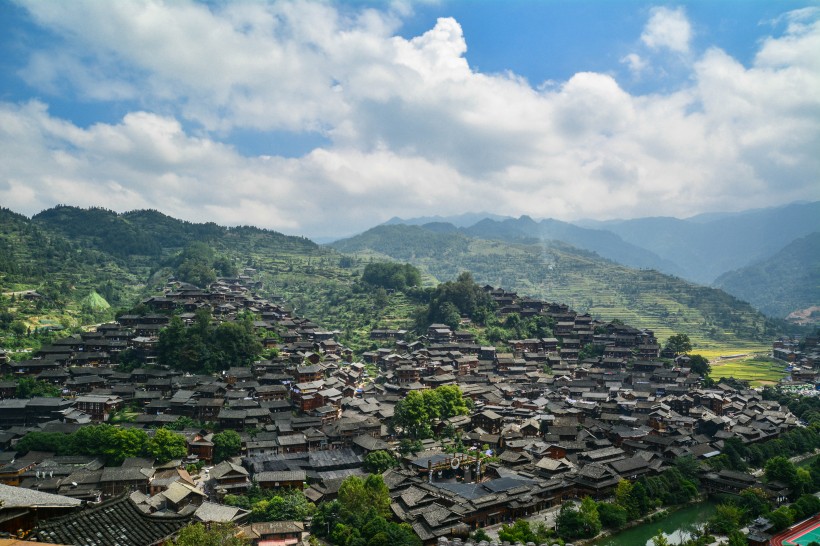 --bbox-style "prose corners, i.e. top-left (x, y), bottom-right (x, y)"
top-left (1, 1), bottom-right (818, 238)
